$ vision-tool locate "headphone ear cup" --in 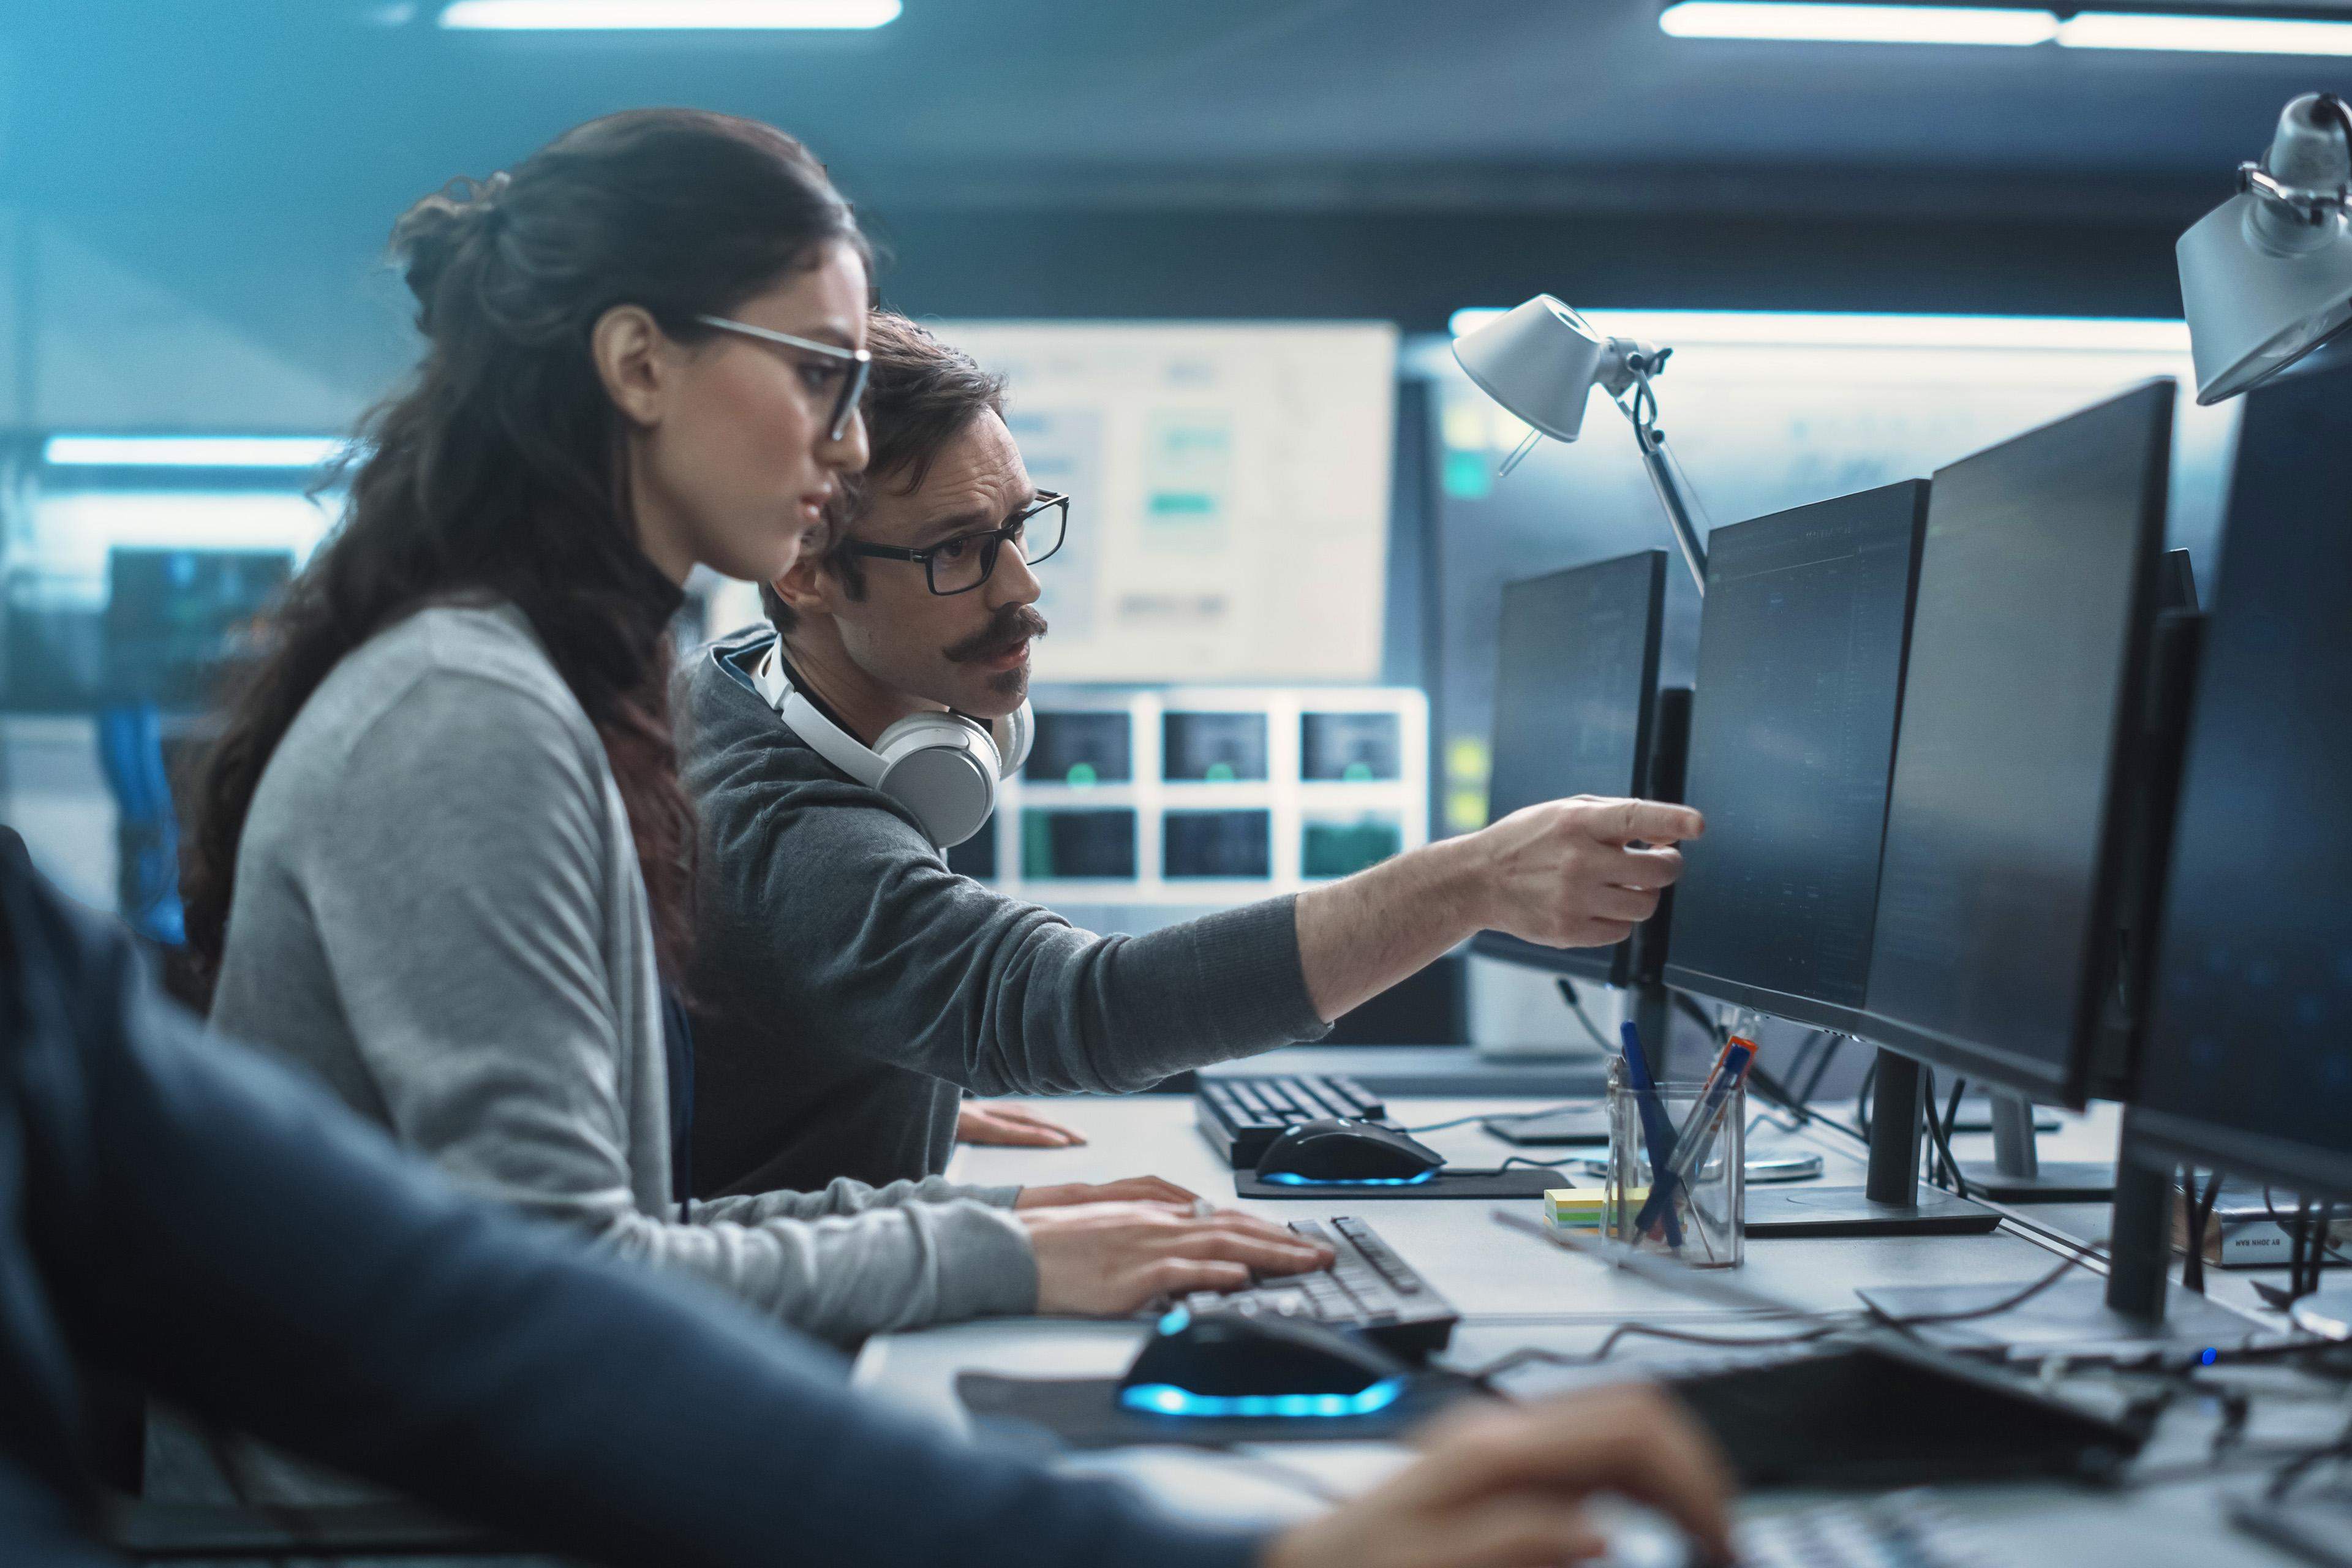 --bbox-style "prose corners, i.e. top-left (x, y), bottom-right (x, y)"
top-left (871, 713), bottom-right (999, 848)
top-left (992, 701), bottom-right (1035, 779)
